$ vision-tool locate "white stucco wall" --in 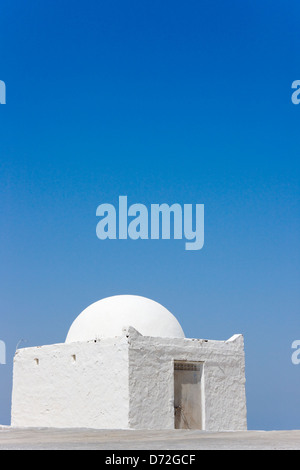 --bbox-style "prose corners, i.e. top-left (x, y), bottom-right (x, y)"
top-left (127, 328), bottom-right (247, 431)
top-left (11, 337), bottom-right (129, 429)
top-left (11, 328), bottom-right (247, 431)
